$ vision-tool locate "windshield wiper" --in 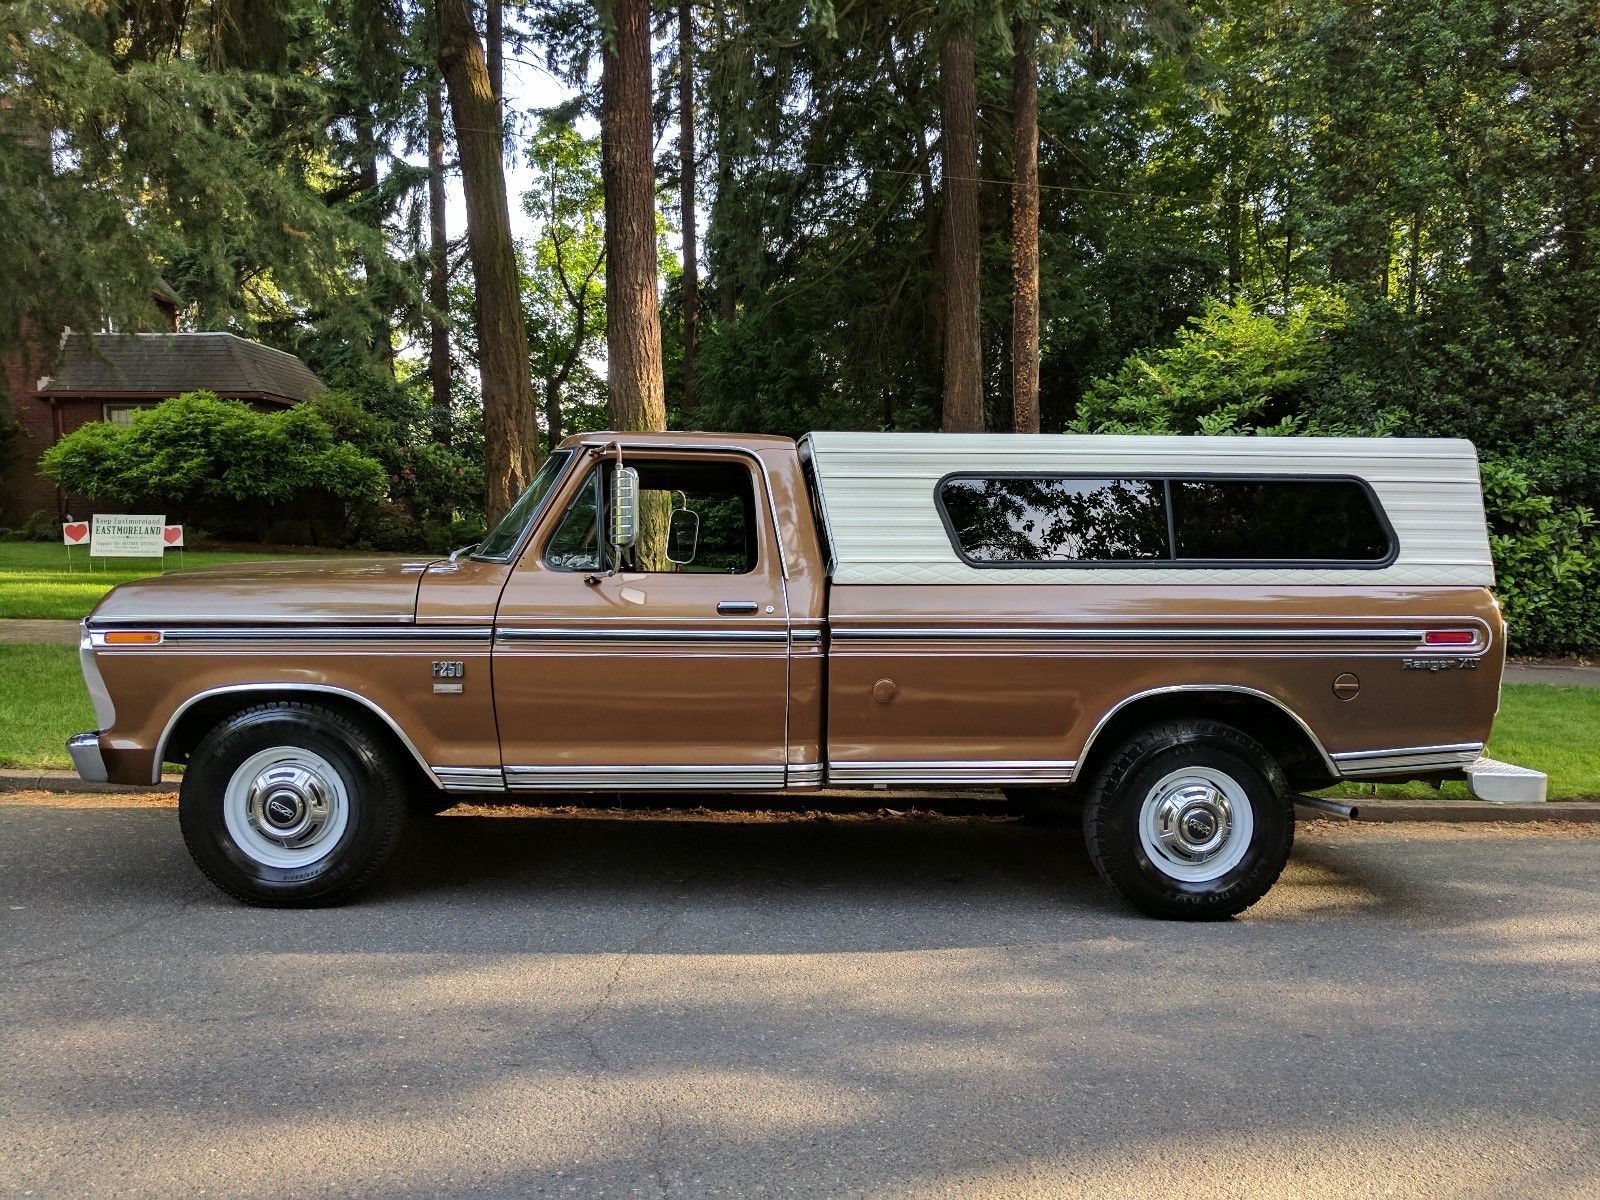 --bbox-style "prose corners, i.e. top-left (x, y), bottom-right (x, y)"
top-left (447, 543), bottom-right (481, 564)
